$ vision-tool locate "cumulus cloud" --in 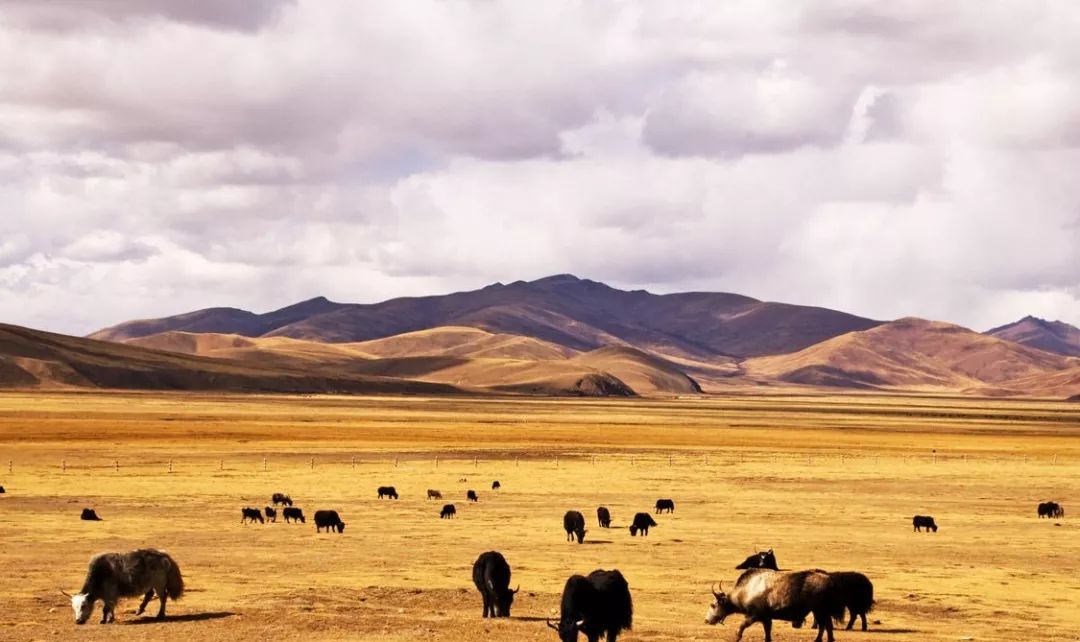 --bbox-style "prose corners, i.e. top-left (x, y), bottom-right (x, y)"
top-left (0, 0), bottom-right (1077, 335)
